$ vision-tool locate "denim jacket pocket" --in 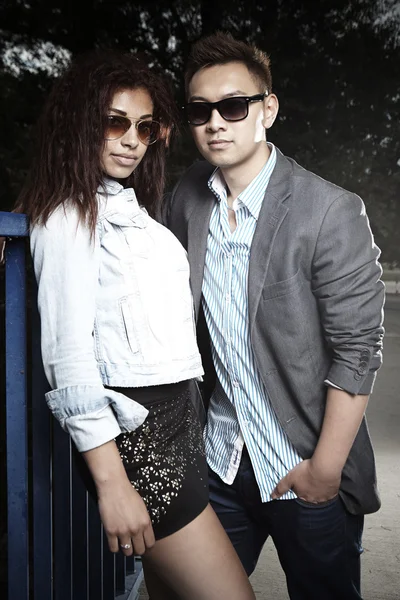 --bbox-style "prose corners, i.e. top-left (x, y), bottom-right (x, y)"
top-left (119, 297), bottom-right (140, 354)
top-left (103, 209), bottom-right (154, 259)
top-left (103, 209), bottom-right (147, 229)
